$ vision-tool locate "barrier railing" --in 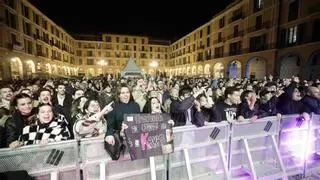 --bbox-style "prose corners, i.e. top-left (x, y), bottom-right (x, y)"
top-left (229, 116), bottom-right (286, 180)
top-left (0, 140), bottom-right (80, 180)
top-left (80, 136), bottom-right (167, 180)
top-left (80, 122), bottom-right (230, 180)
top-left (1, 114), bottom-right (320, 180)
top-left (279, 114), bottom-right (309, 178)
top-left (171, 122), bottom-right (230, 180)
top-left (305, 113), bottom-right (320, 179)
